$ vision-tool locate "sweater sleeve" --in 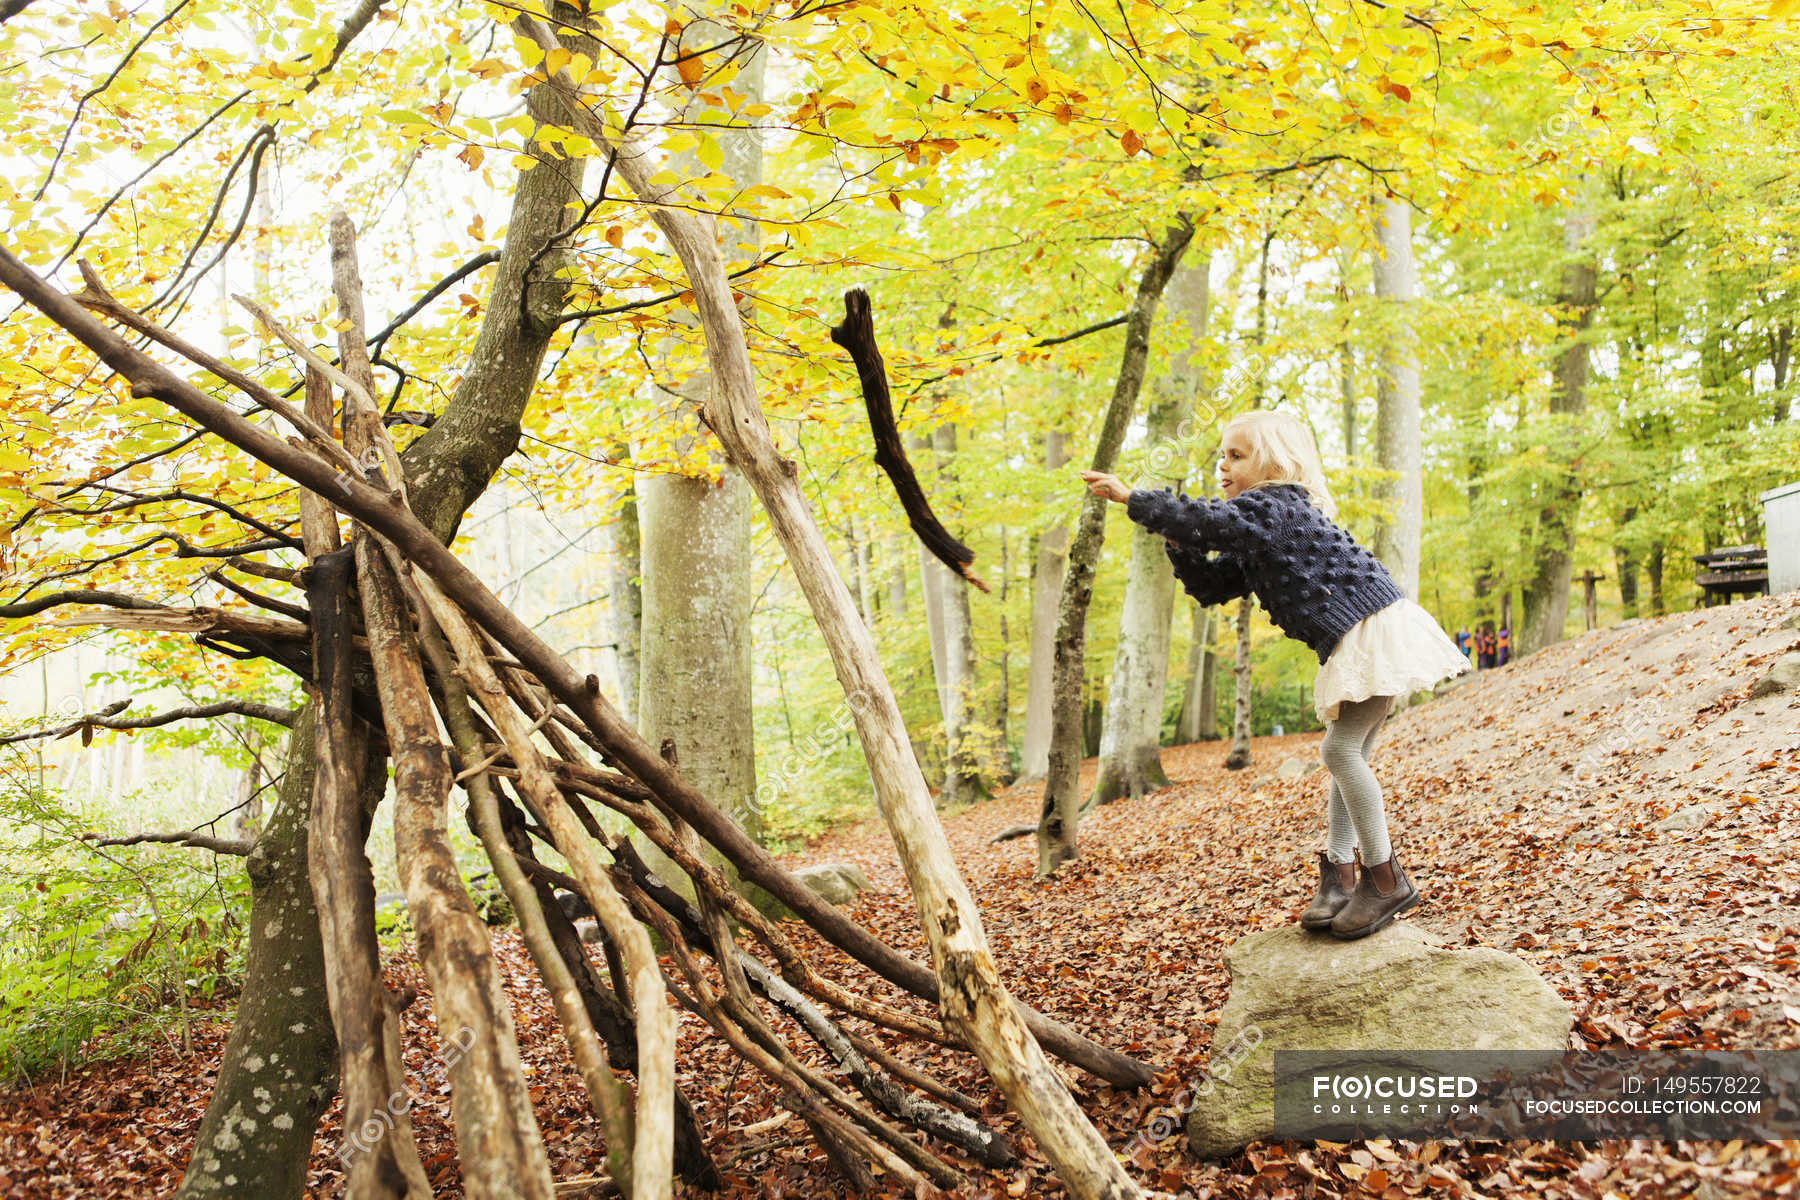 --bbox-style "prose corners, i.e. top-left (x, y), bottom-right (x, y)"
top-left (1126, 486), bottom-right (1271, 552)
top-left (1165, 540), bottom-right (1251, 607)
